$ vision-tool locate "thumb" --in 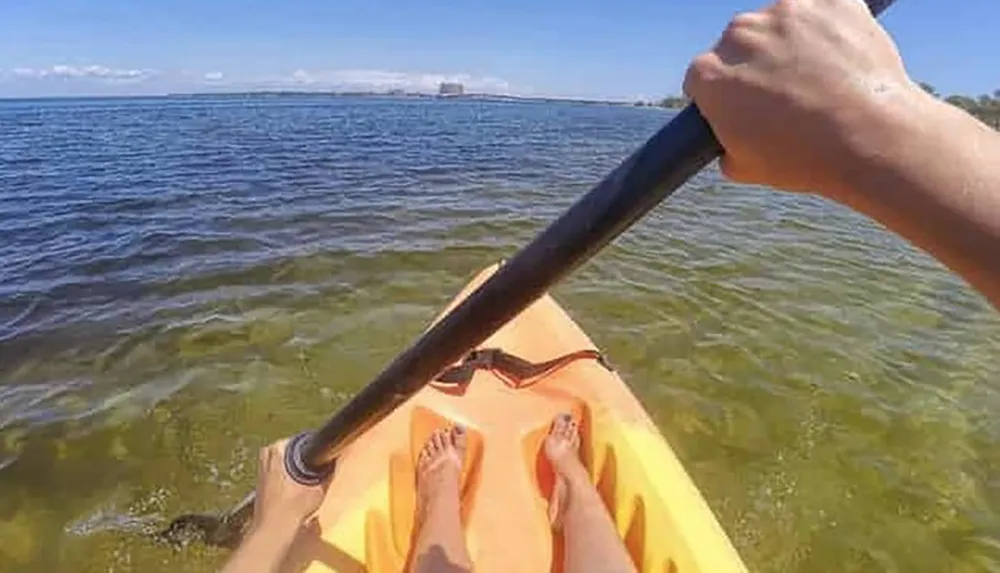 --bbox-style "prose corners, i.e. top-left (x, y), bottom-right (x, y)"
top-left (718, 153), bottom-right (746, 183)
